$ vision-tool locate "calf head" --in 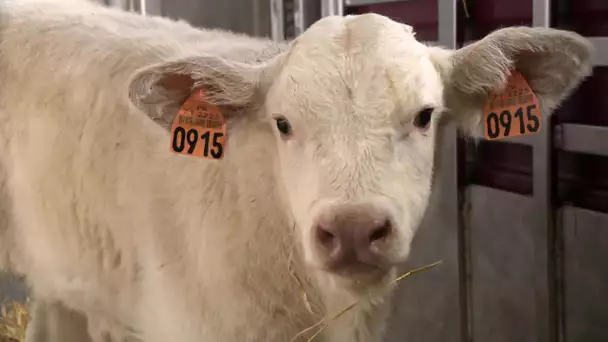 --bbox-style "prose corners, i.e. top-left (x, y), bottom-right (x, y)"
top-left (128, 14), bottom-right (593, 284)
